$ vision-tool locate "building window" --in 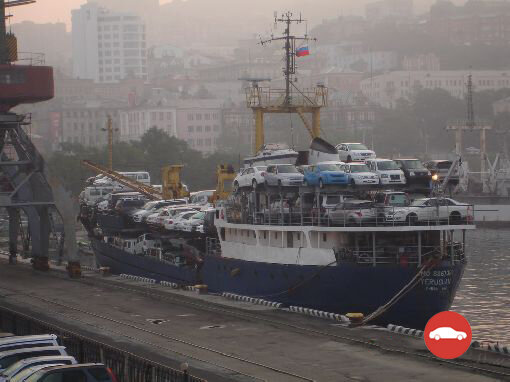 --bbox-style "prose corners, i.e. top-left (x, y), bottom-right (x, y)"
top-left (196, 126), bottom-right (203, 132)
top-left (166, 112), bottom-right (172, 120)
top-left (205, 126), bottom-right (211, 132)
top-left (187, 139), bottom-right (194, 146)
top-left (205, 113), bottom-right (210, 120)
top-left (187, 114), bottom-right (194, 121)
top-left (188, 126), bottom-right (194, 133)
top-left (213, 125), bottom-right (219, 132)
top-left (196, 114), bottom-right (202, 121)
top-left (205, 138), bottom-right (211, 146)
top-left (159, 112), bottom-right (164, 121)
top-left (197, 139), bottom-right (203, 146)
